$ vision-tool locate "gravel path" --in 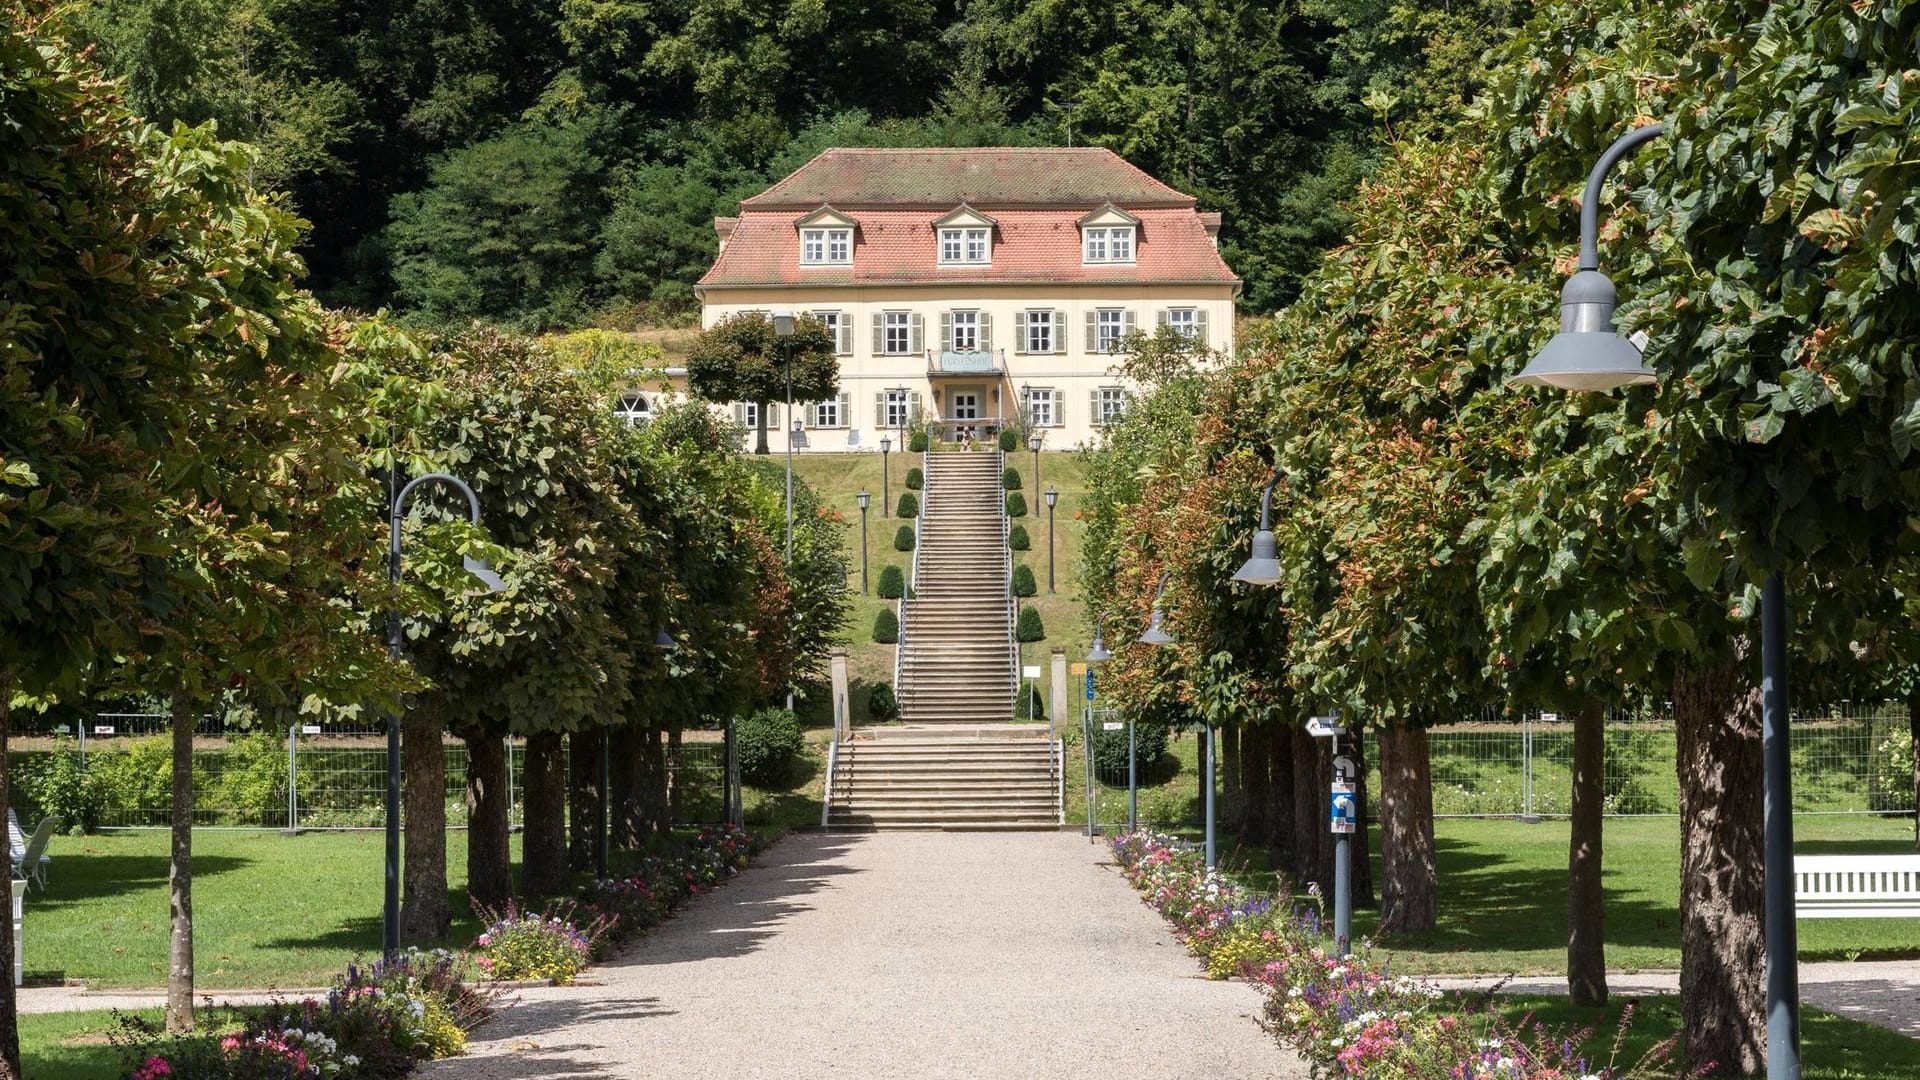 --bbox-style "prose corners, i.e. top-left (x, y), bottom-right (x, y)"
top-left (426, 831), bottom-right (1306, 1080)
